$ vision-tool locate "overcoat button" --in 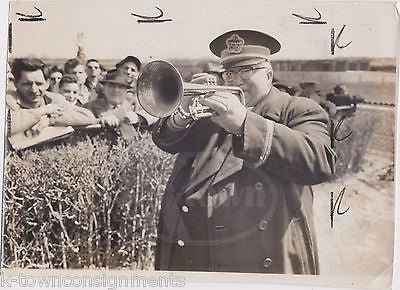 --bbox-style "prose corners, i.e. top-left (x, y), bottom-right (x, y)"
top-left (181, 205), bottom-right (189, 213)
top-left (258, 220), bottom-right (268, 230)
top-left (263, 257), bottom-right (272, 268)
top-left (215, 225), bottom-right (226, 231)
top-left (255, 182), bottom-right (263, 191)
top-left (177, 240), bottom-right (185, 247)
